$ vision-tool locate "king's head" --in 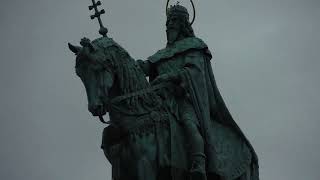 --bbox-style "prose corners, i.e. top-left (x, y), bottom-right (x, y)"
top-left (167, 4), bottom-right (190, 23)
